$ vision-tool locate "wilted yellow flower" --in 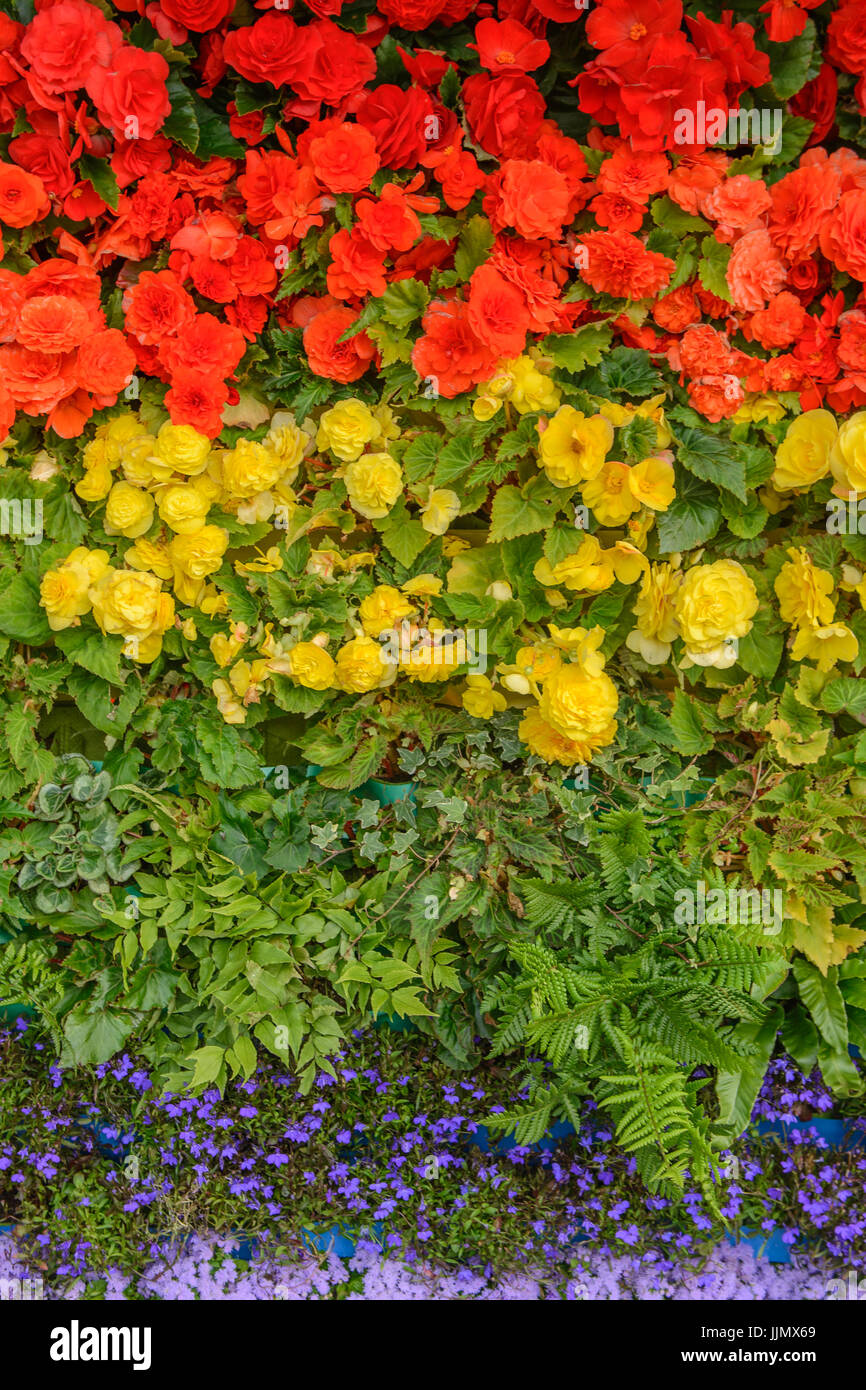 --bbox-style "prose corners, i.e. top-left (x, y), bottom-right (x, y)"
top-left (234, 546), bottom-right (284, 575)
top-left (344, 453), bottom-right (403, 520)
top-left (317, 399), bottom-right (380, 462)
top-left (39, 547), bottom-right (110, 631)
top-left (359, 584), bottom-right (417, 638)
top-left (627, 562), bottom-right (683, 664)
top-left (791, 622), bottom-right (858, 672)
top-left (774, 548), bottom-right (836, 628)
top-left (210, 626), bottom-right (247, 668)
top-left (421, 487), bottom-right (461, 535)
top-left (462, 674), bottom-right (507, 718)
top-left (773, 409), bottom-right (837, 492)
top-left (104, 481), bottom-right (154, 539)
top-left (539, 406), bottom-right (613, 488)
top-left (674, 559), bottom-right (758, 662)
